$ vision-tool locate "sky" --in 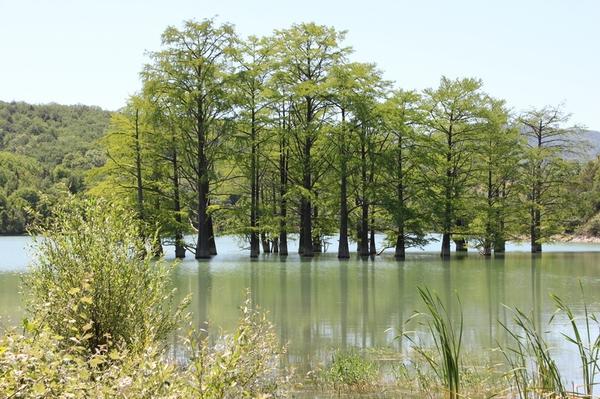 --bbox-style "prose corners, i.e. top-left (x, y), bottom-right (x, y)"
top-left (1, 0), bottom-right (598, 128)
